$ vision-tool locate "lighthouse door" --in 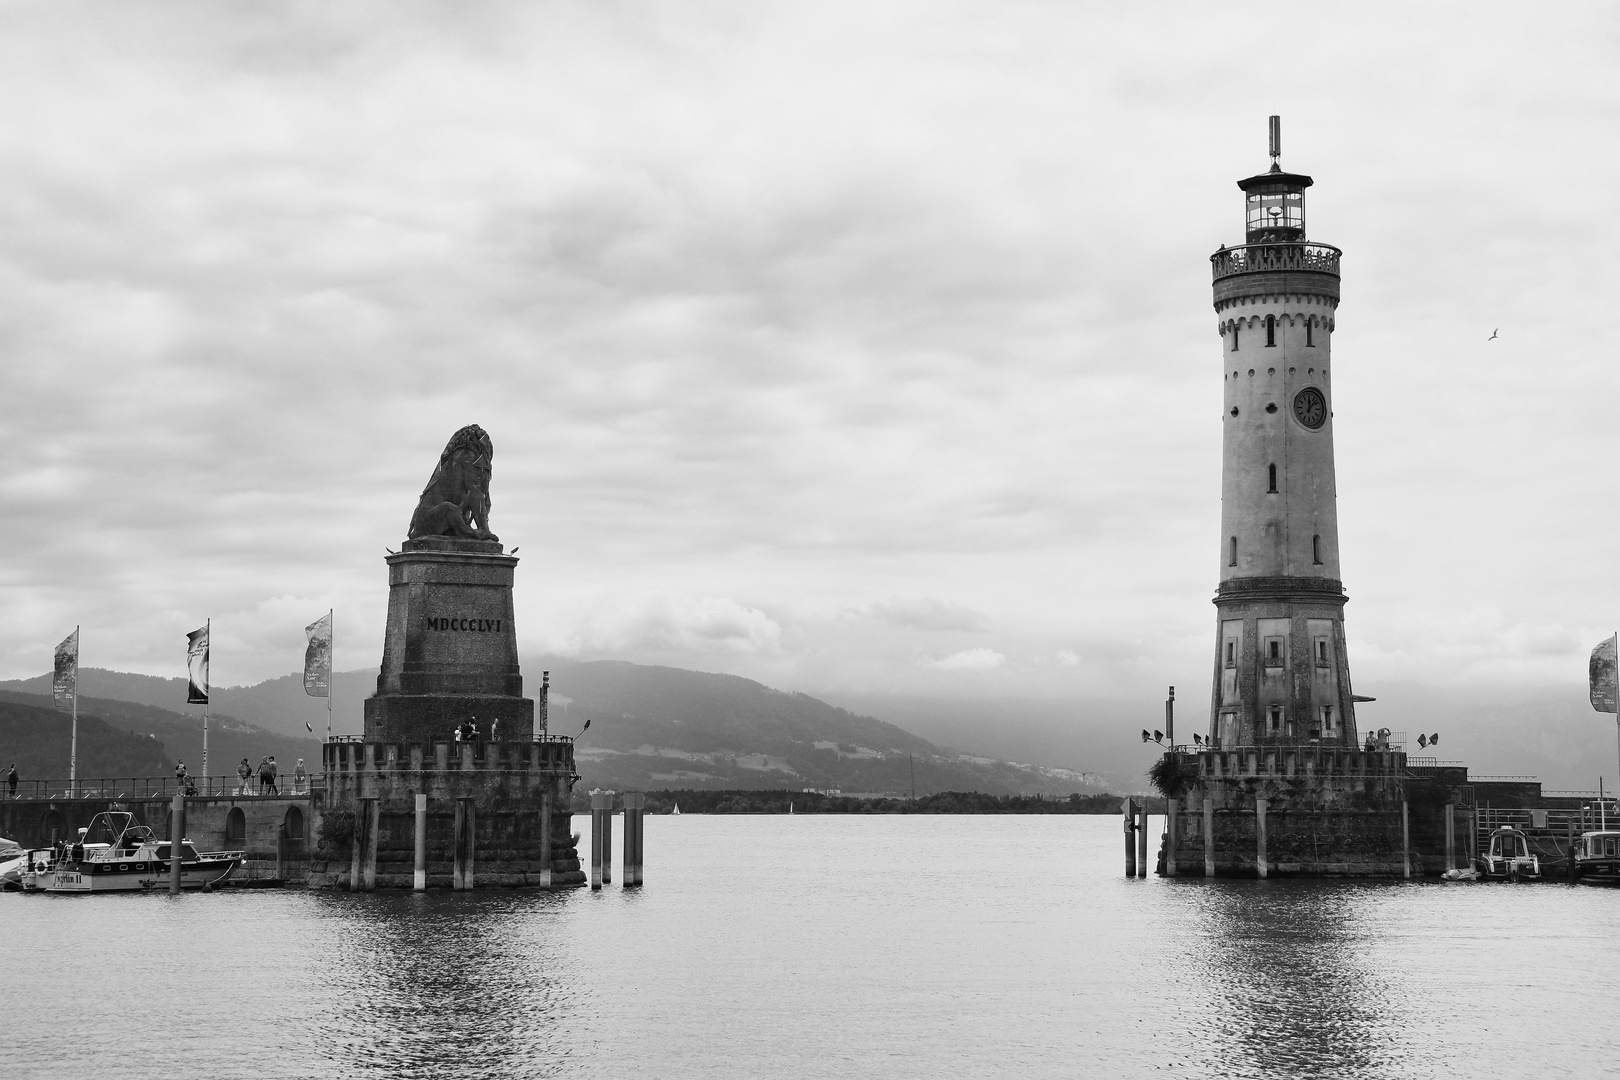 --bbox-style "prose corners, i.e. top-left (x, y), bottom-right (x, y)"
top-left (1218, 711), bottom-right (1239, 749)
